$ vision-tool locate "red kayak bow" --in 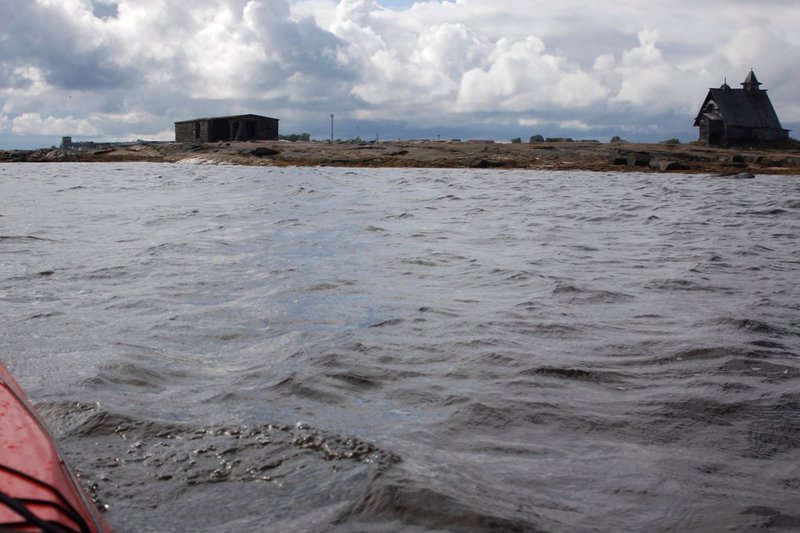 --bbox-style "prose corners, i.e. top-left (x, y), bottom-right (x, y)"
top-left (0, 364), bottom-right (112, 532)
